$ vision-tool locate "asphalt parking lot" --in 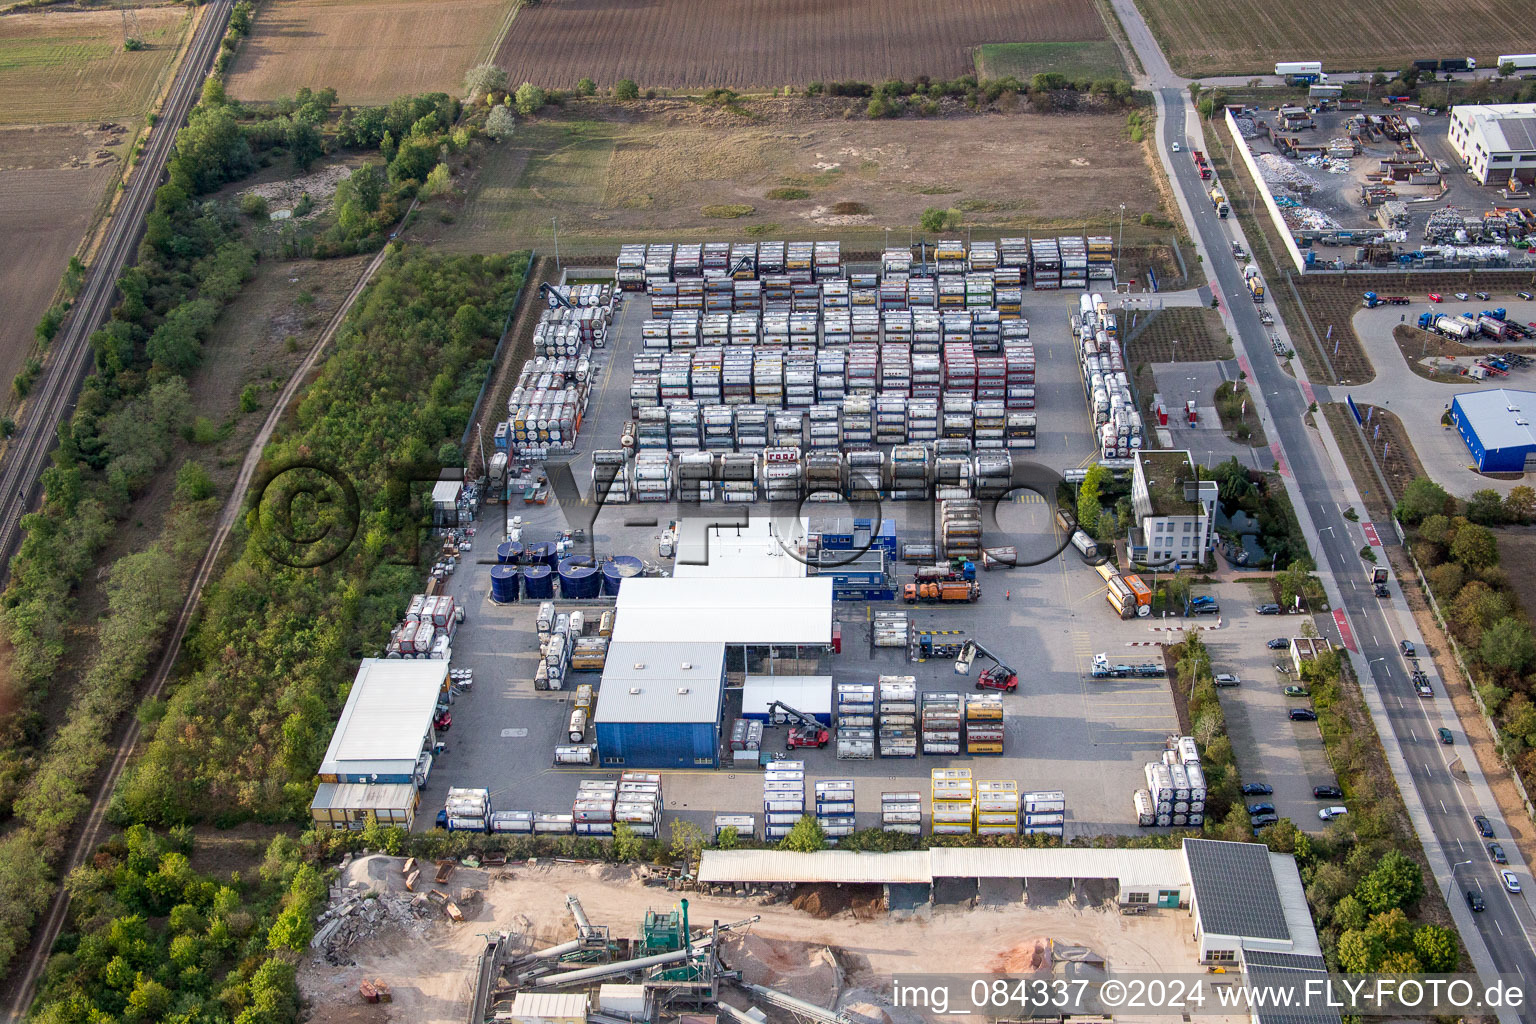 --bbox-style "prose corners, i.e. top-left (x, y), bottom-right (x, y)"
top-left (1200, 580), bottom-right (1339, 830)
